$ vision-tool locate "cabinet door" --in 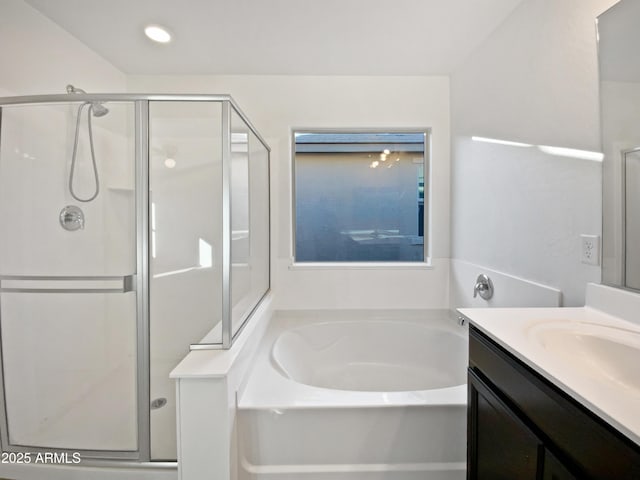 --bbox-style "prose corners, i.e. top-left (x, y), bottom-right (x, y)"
top-left (468, 369), bottom-right (541, 480)
top-left (470, 325), bottom-right (640, 479)
top-left (543, 448), bottom-right (577, 480)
